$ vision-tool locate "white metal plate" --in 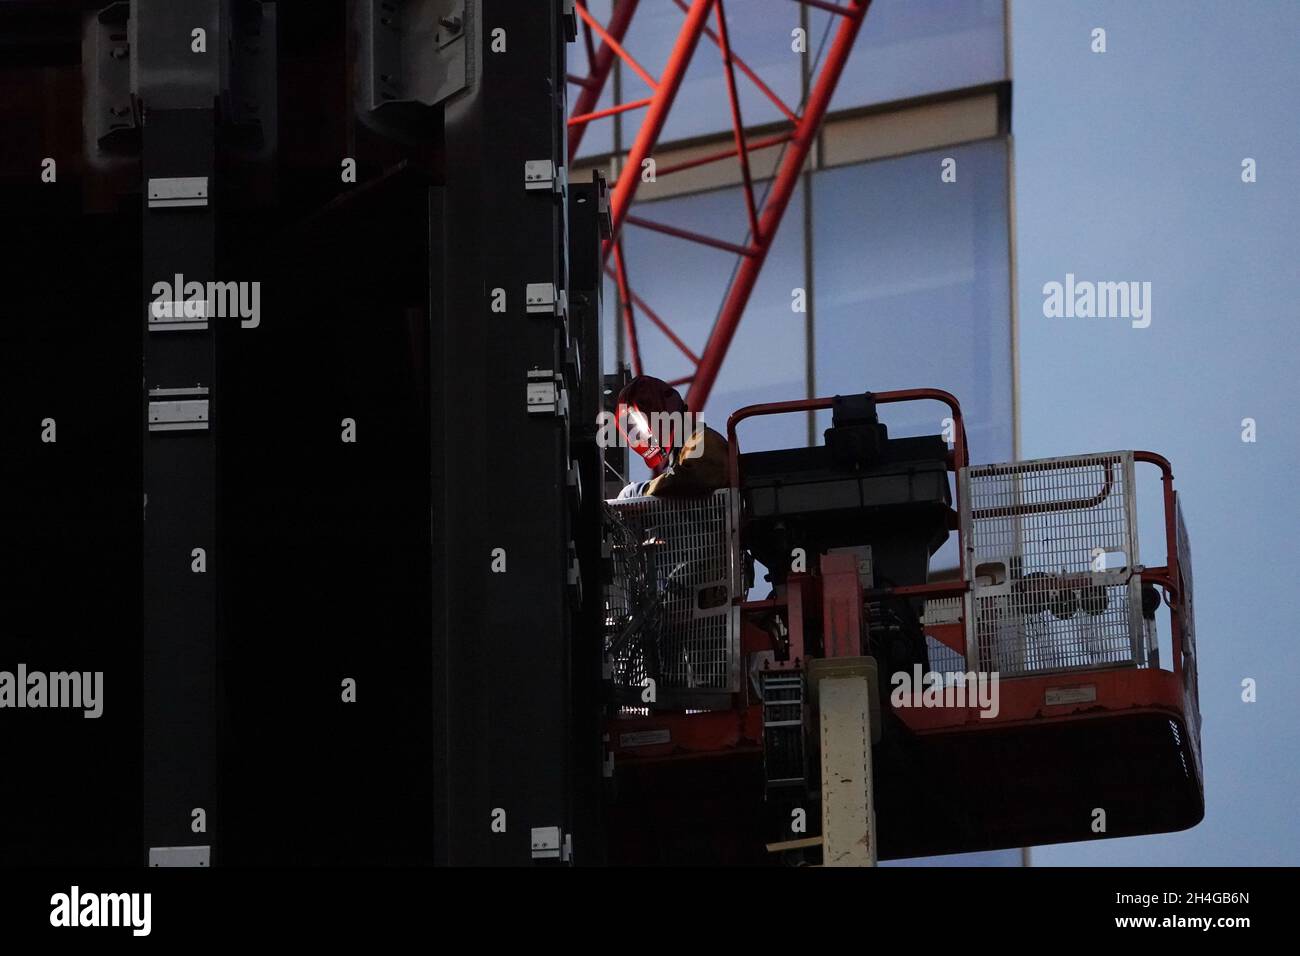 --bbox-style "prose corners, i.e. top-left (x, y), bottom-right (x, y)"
top-left (148, 399), bottom-right (209, 431)
top-left (149, 845), bottom-right (210, 867)
top-left (819, 676), bottom-right (875, 867)
top-left (147, 176), bottom-right (209, 208)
